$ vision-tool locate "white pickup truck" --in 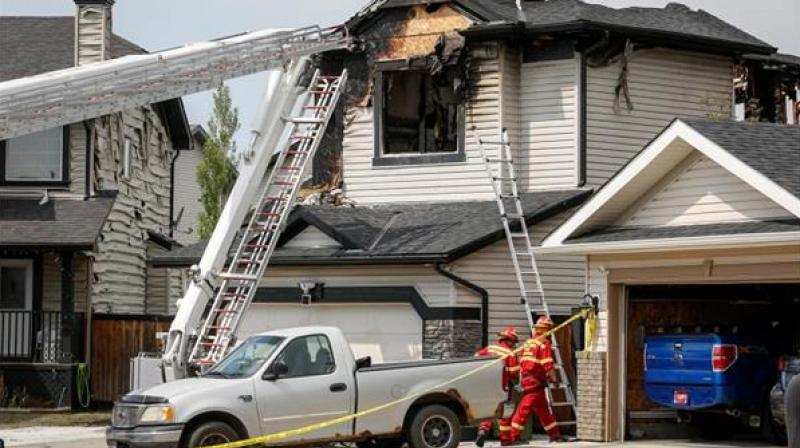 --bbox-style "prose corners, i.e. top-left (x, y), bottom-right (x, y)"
top-left (107, 326), bottom-right (505, 448)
